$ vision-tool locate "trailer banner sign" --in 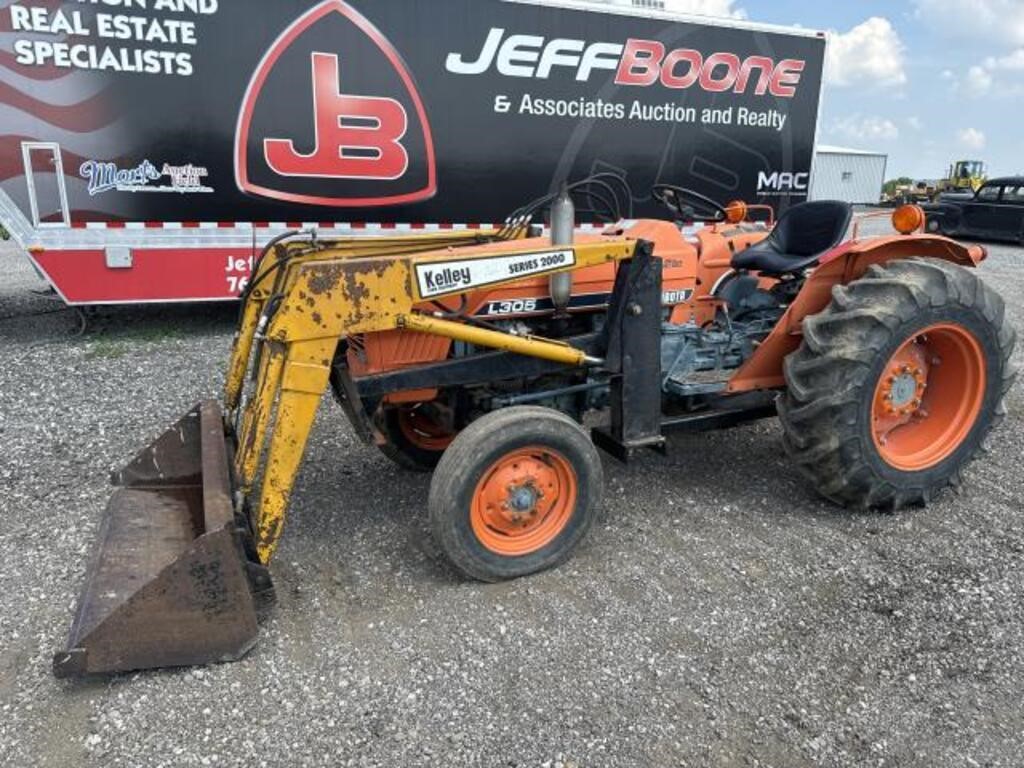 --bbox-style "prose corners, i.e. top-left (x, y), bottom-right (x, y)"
top-left (2, 1), bottom-right (824, 304)
top-left (2, 0), bottom-right (825, 227)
